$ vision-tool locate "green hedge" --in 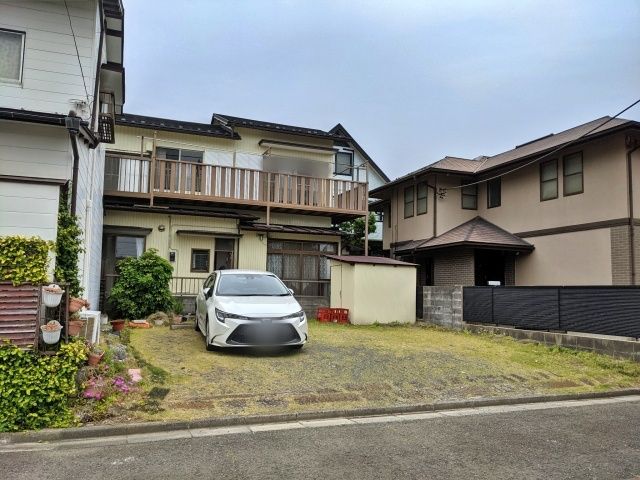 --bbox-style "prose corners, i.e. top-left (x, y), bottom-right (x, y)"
top-left (0, 341), bottom-right (87, 432)
top-left (0, 236), bottom-right (54, 285)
